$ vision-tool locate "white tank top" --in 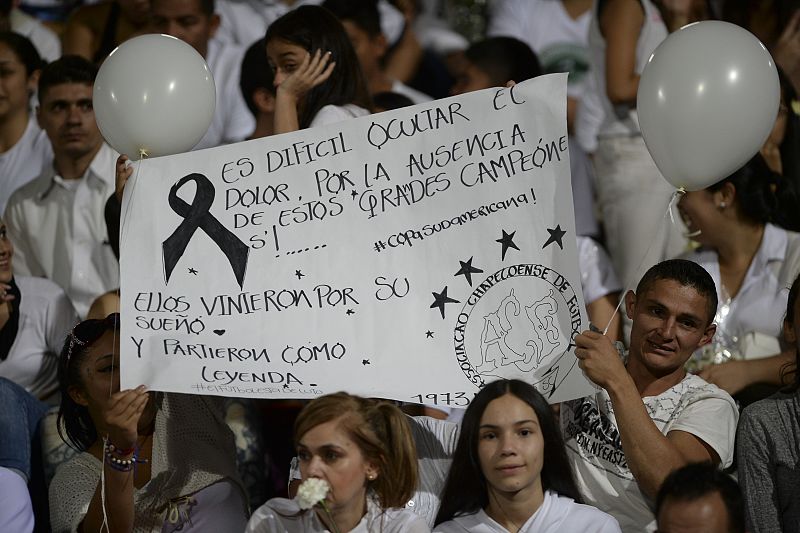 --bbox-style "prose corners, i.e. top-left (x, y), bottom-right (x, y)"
top-left (589, 0), bottom-right (667, 137)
